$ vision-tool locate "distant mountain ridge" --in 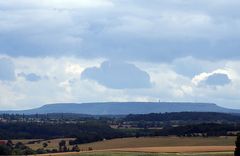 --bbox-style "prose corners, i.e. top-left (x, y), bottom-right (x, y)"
top-left (0, 102), bottom-right (240, 115)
